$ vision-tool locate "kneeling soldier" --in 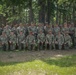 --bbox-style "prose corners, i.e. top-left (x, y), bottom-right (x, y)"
top-left (17, 31), bottom-right (25, 50)
top-left (45, 30), bottom-right (55, 50)
top-left (0, 32), bottom-right (8, 51)
top-left (55, 32), bottom-right (64, 50)
top-left (9, 31), bottom-right (17, 50)
top-left (64, 32), bottom-right (72, 50)
top-left (37, 30), bottom-right (45, 50)
top-left (26, 31), bottom-right (35, 50)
